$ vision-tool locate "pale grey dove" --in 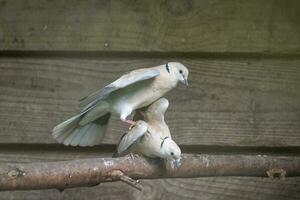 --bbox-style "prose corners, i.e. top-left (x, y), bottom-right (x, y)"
top-left (115, 98), bottom-right (181, 168)
top-left (52, 62), bottom-right (189, 146)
